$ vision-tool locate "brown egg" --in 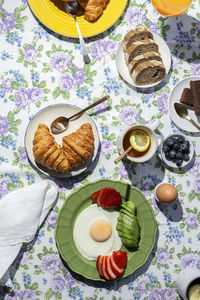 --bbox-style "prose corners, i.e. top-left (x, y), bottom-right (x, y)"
top-left (156, 183), bottom-right (178, 204)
